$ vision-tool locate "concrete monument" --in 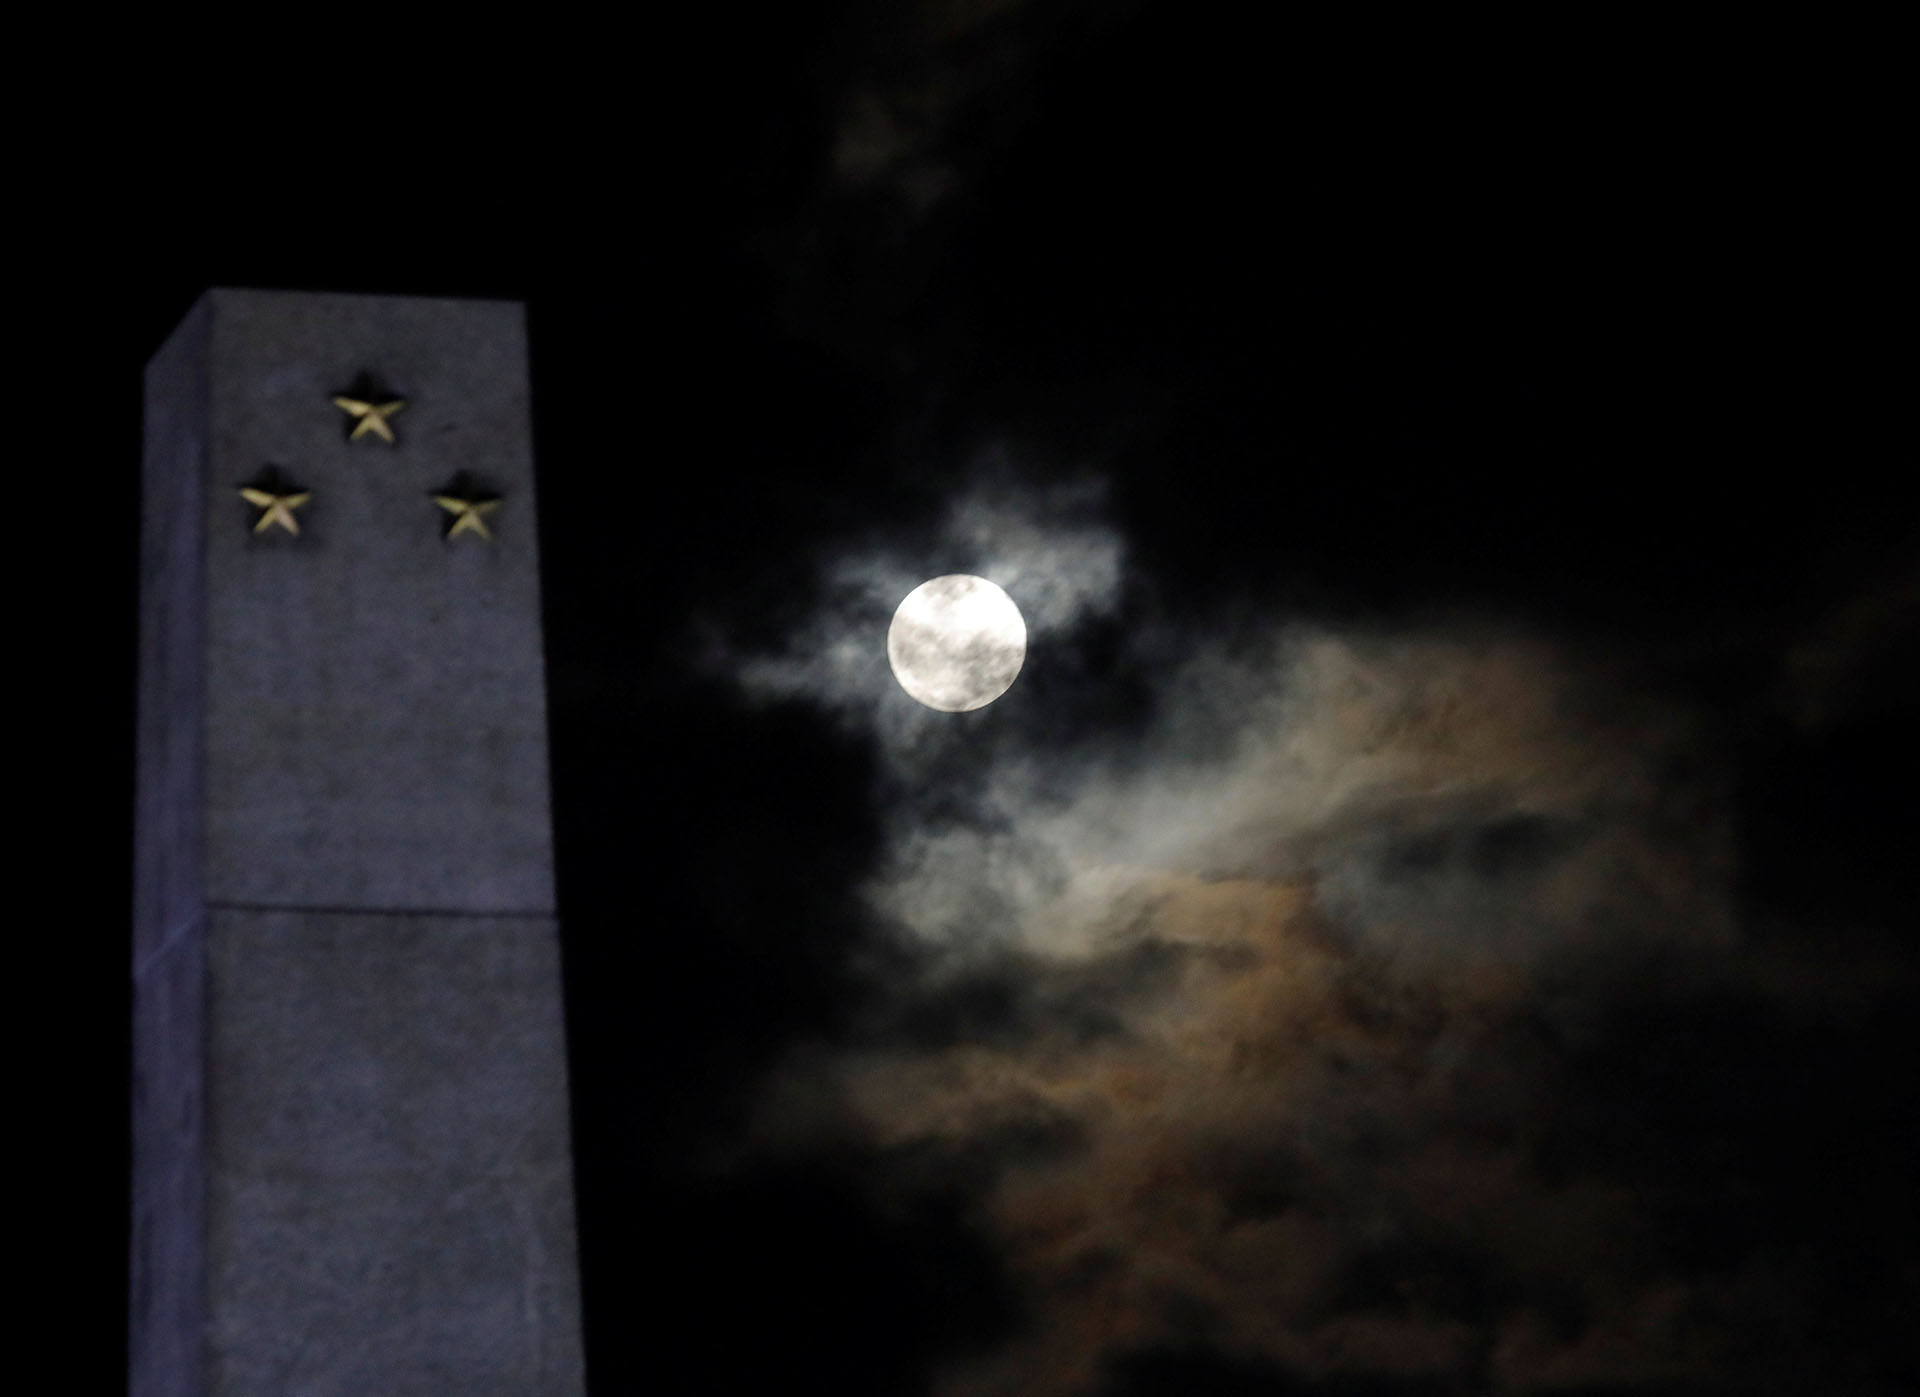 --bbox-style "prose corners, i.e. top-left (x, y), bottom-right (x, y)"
top-left (131, 289), bottom-right (585, 1394)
